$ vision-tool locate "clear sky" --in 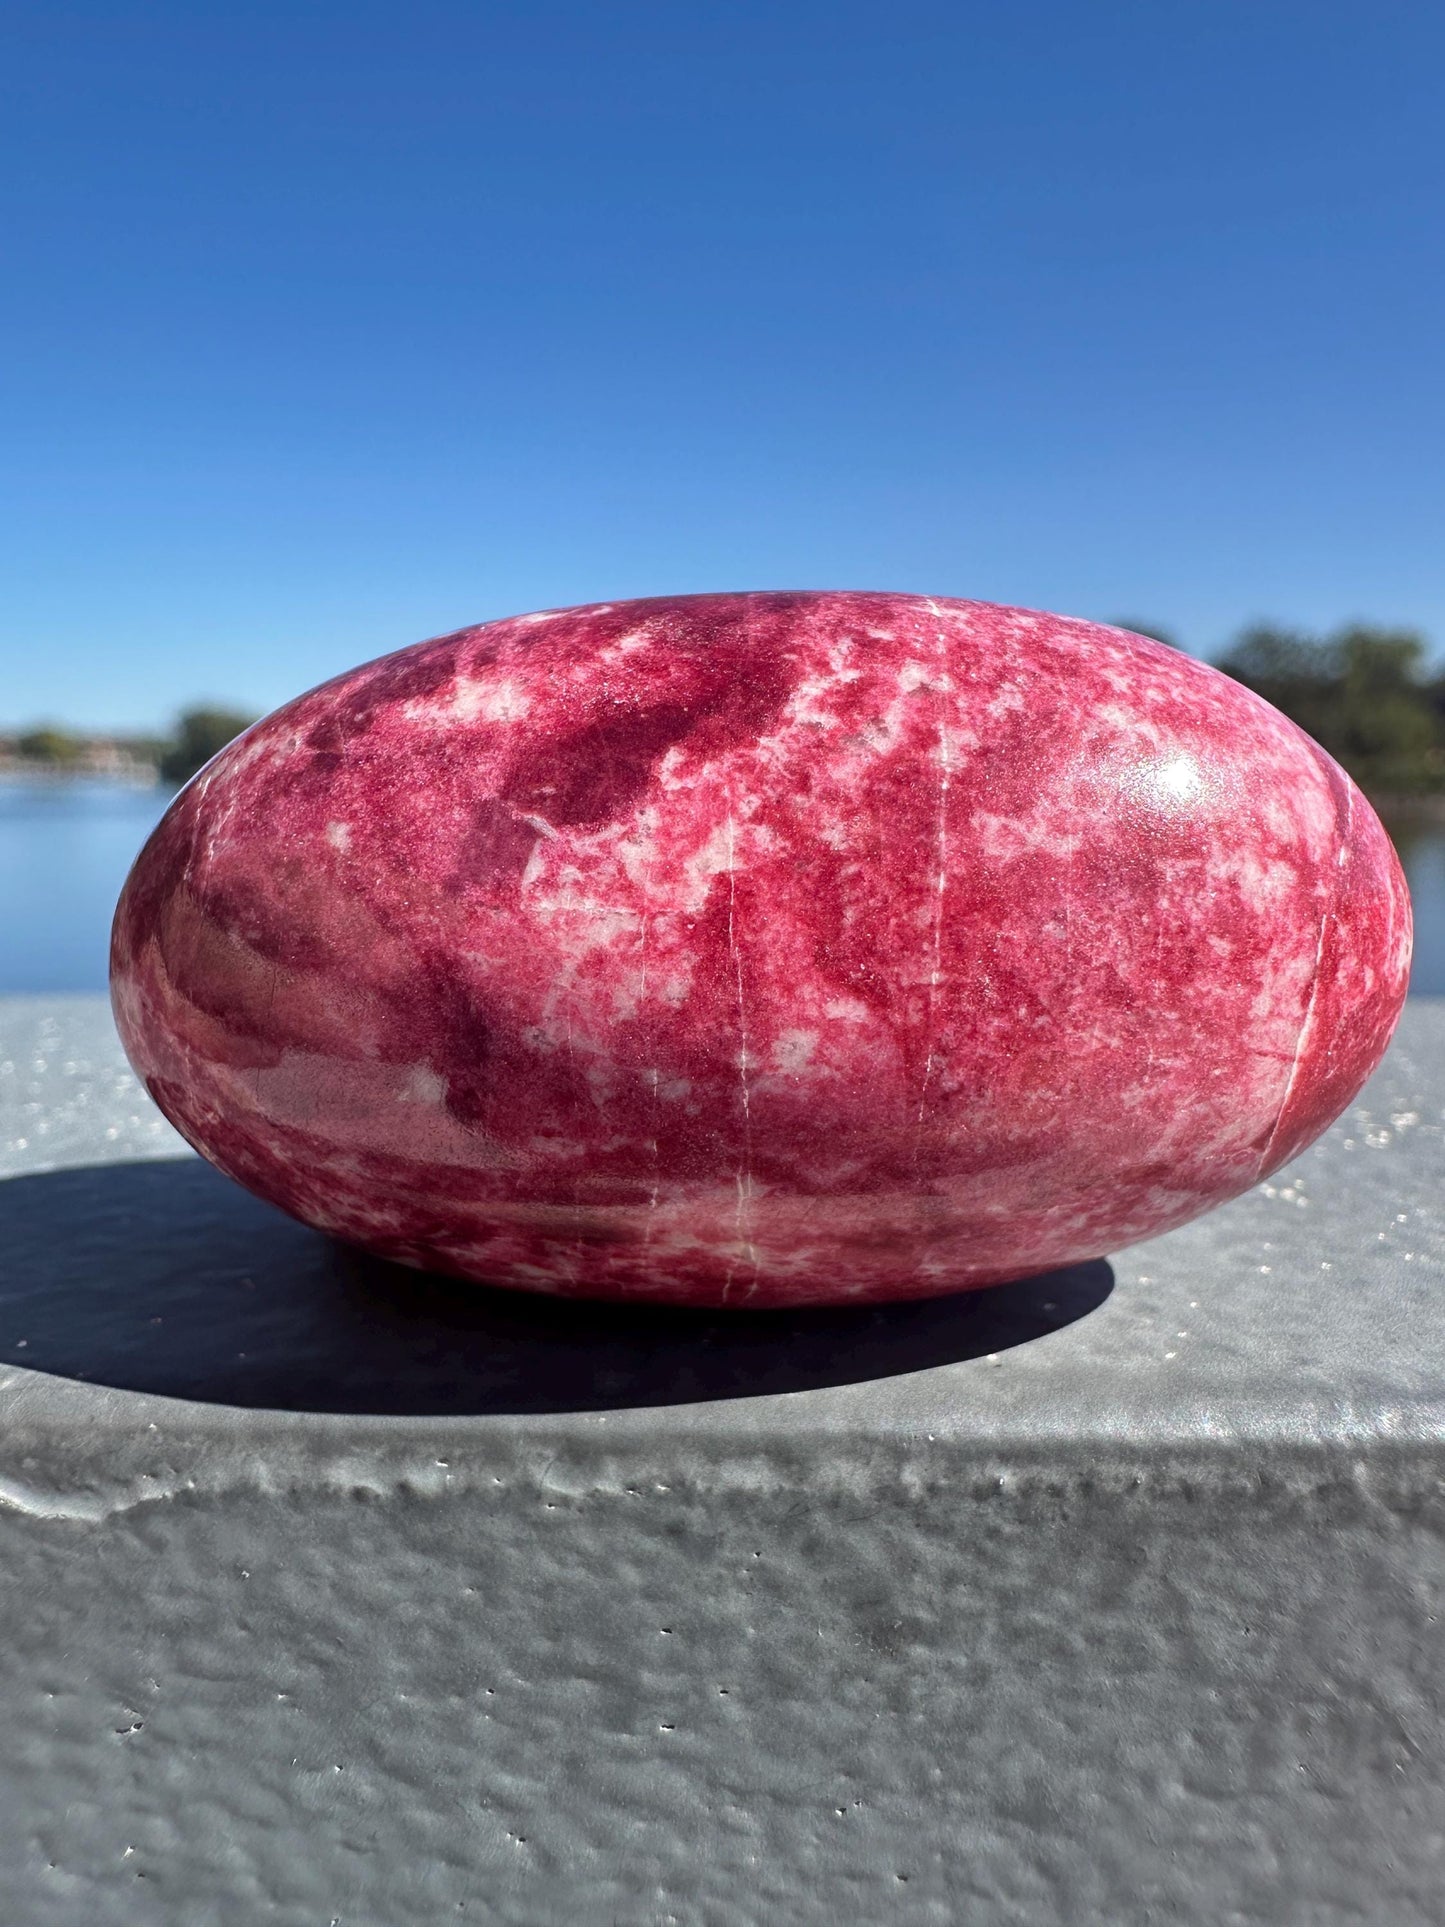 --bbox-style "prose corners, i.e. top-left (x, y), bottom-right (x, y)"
top-left (3, 1), bottom-right (1442, 730)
